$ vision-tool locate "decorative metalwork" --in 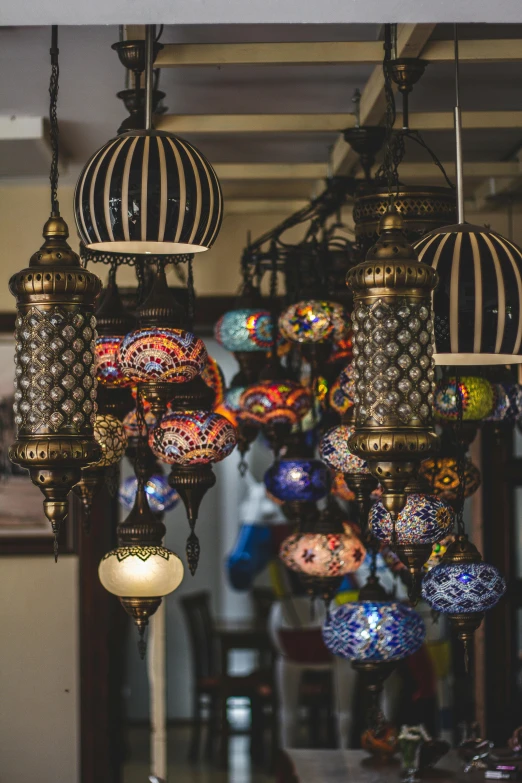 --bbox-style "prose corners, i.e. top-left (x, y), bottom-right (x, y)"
top-left (346, 210), bottom-right (438, 516)
top-left (9, 215), bottom-right (102, 555)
